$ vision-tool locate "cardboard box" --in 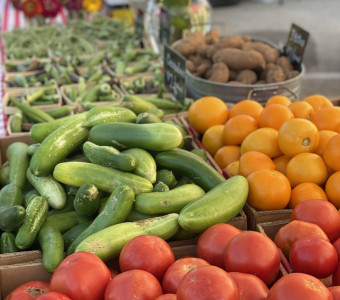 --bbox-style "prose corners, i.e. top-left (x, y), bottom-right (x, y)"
top-left (0, 135), bottom-right (34, 166)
